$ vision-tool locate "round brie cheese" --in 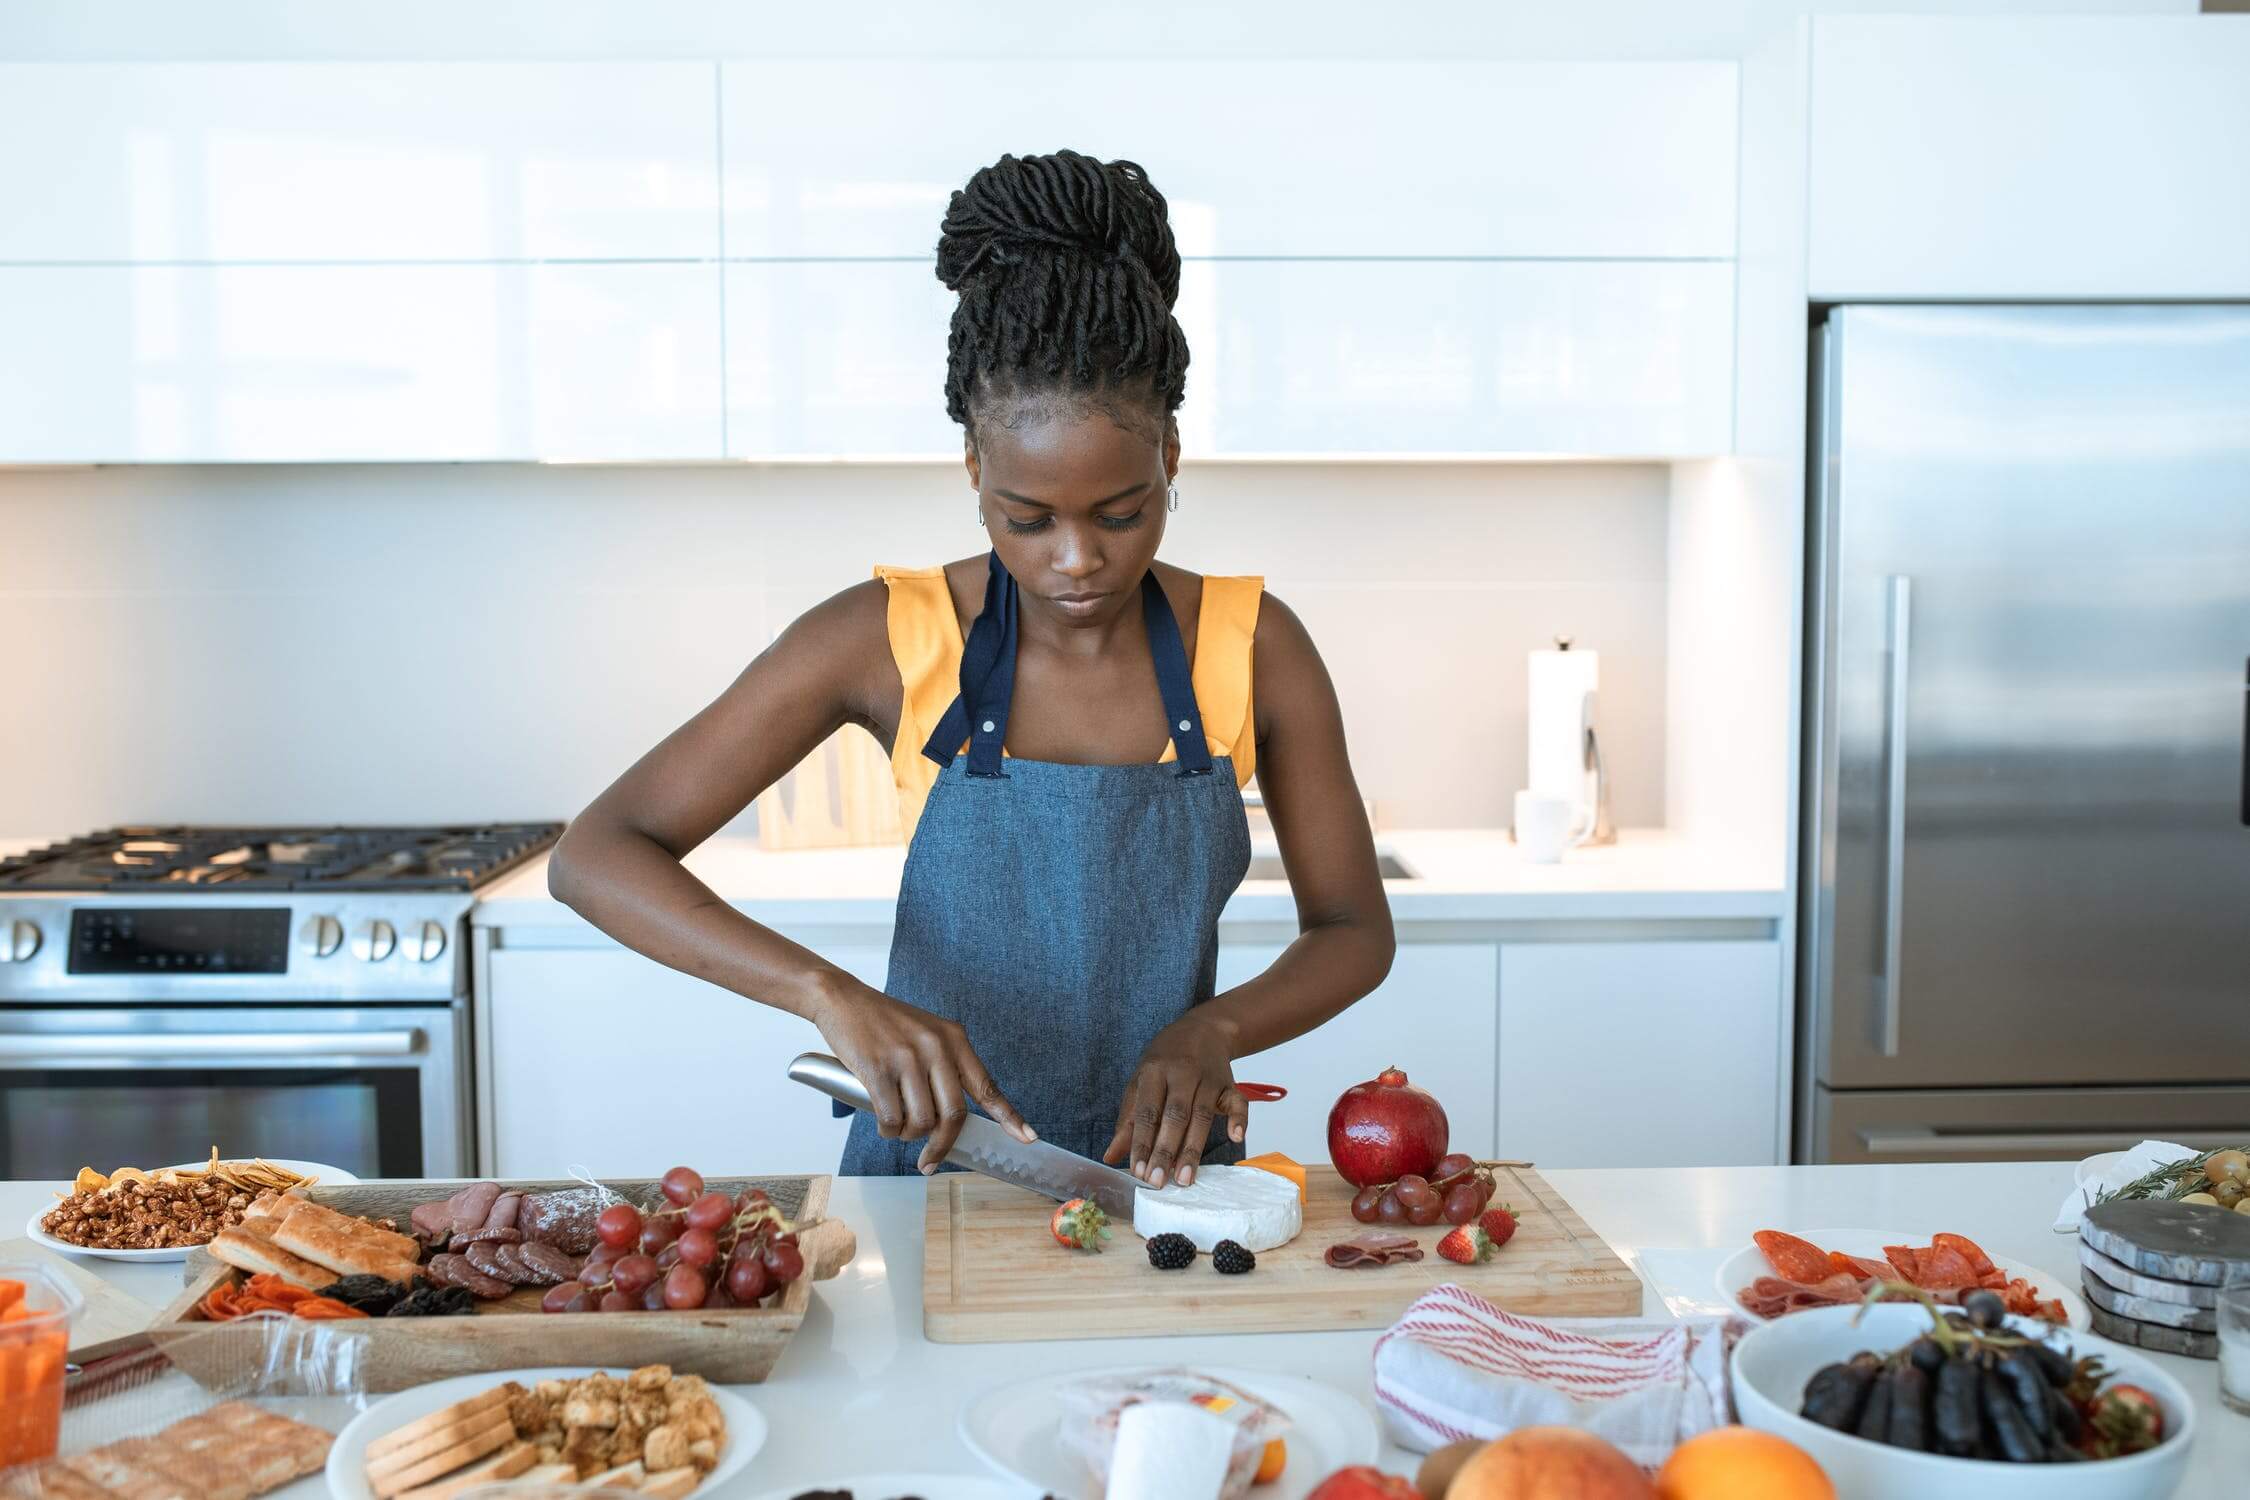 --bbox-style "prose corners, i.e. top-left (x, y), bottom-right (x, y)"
top-left (1132, 1163), bottom-right (1303, 1252)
